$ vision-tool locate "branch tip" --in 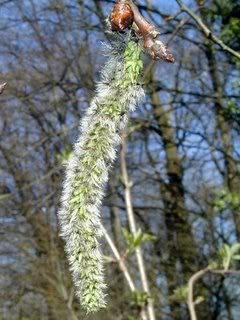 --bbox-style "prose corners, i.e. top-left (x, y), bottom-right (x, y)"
top-left (0, 82), bottom-right (7, 94)
top-left (110, 0), bottom-right (175, 63)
